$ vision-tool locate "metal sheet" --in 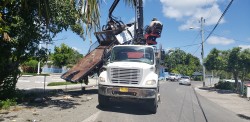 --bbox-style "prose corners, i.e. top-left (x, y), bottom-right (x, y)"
top-left (61, 46), bottom-right (107, 82)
